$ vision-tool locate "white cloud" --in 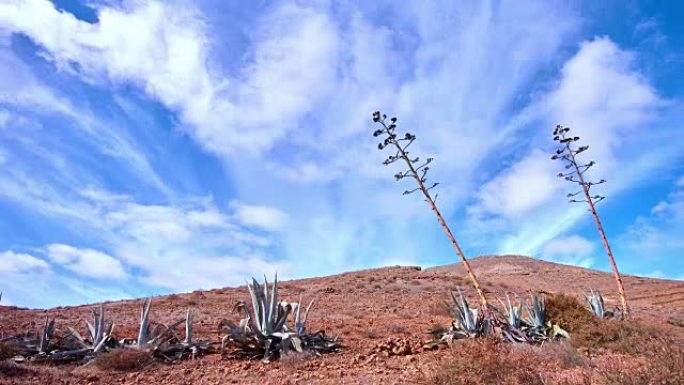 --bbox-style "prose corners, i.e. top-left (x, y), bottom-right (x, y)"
top-left (0, 109), bottom-right (9, 128)
top-left (539, 235), bottom-right (596, 268)
top-left (4, 1), bottom-right (682, 305)
top-left (0, 0), bottom-right (340, 156)
top-left (544, 37), bottom-right (661, 170)
top-left (0, 250), bottom-right (49, 274)
top-left (232, 202), bottom-right (288, 232)
top-left (47, 244), bottom-right (126, 279)
top-left (468, 37), bottom-right (666, 257)
top-left (624, 177), bottom-right (684, 254)
top-left (473, 150), bottom-right (562, 218)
